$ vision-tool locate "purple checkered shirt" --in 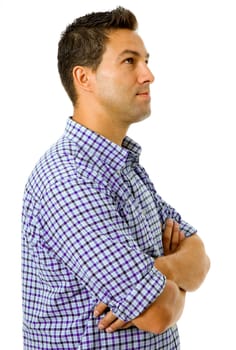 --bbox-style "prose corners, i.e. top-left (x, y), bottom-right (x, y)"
top-left (22, 117), bottom-right (196, 349)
